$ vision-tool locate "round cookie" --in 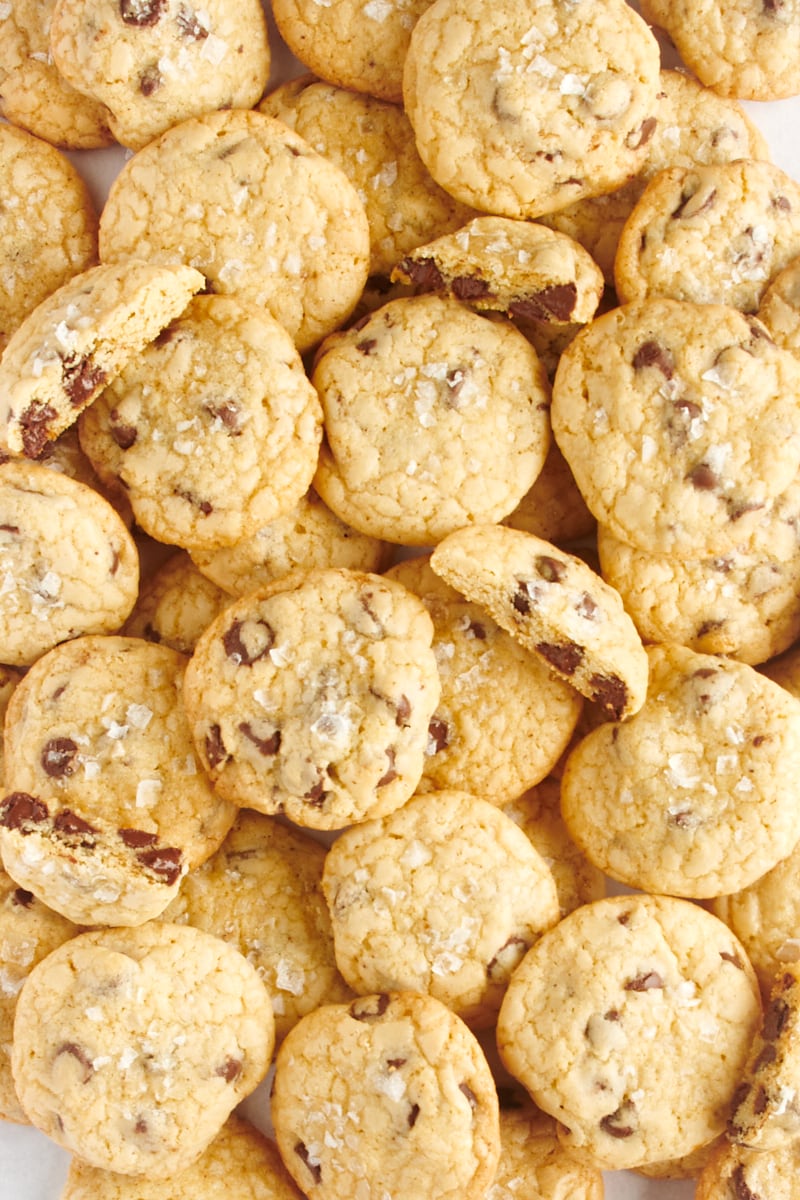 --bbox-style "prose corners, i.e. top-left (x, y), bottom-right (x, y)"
top-left (258, 75), bottom-right (475, 278)
top-left (597, 522), bottom-right (800, 666)
top-left (614, 159), bottom-right (800, 312)
top-left (539, 67), bottom-right (772, 282)
top-left (728, 962), bottom-right (800, 1150)
top-left (402, 0), bottom-right (661, 219)
top-left (502, 443), bottom-right (596, 545)
top-left (270, 0), bottom-right (433, 104)
top-left (311, 294), bottom-right (552, 546)
top-left (1, 634), bottom-right (237, 926)
top-left (0, 460), bottom-right (139, 667)
top-left (695, 1136), bottom-right (800, 1200)
top-left (386, 575), bottom-right (582, 804)
top-left (496, 893), bottom-right (762, 1170)
top-left (11, 922), bottom-right (274, 1176)
top-left (182, 568), bottom-right (440, 830)
top-left (430, 523), bottom-right (649, 720)
top-left (322, 790), bottom-right (560, 1028)
top-left (560, 643), bottom-right (800, 898)
top-left (271, 991), bottom-right (500, 1199)
top-left (50, 0), bottom-right (270, 150)
top-left (121, 551), bottom-right (231, 655)
top-left (162, 808), bottom-right (352, 1042)
top-left (0, 0), bottom-right (113, 147)
top-left (639, 0), bottom-right (800, 100)
top-left (0, 868), bottom-right (78, 1124)
top-left (491, 1105), bottom-right (604, 1200)
top-left (0, 260), bottom-right (204, 458)
top-left (60, 1114), bottom-right (304, 1199)
top-left (392, 217), bottom-right (604, 326)
top-left (501, 777), bottom-right (606, 920)
top-left (757, 253), bottom-right (800, 357)
top-left (551, 299), bottom-right (800, 557)
top-left (98, 109), bottom-right (370, 354)
top-left (77, 295), bottom-right (323, 552)
top-left (0, 124), bottom-right (98, 354)
top-left (189, 489), bottom-right (389, 599)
